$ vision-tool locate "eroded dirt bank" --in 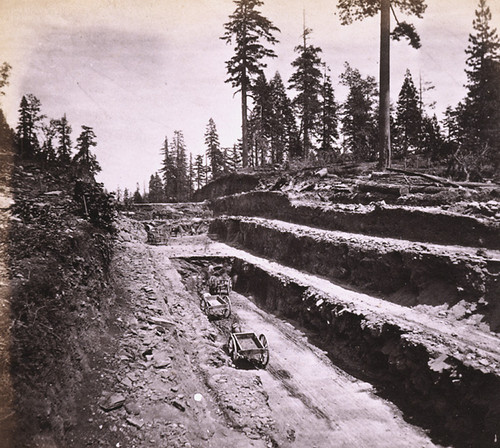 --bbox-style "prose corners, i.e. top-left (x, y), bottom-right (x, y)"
top-left (211, 191), bottom-right (500, 249)
top-left (162, 232), bottom-right (500, 448)
top-left (209, 216), bottom-right (500, 332)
